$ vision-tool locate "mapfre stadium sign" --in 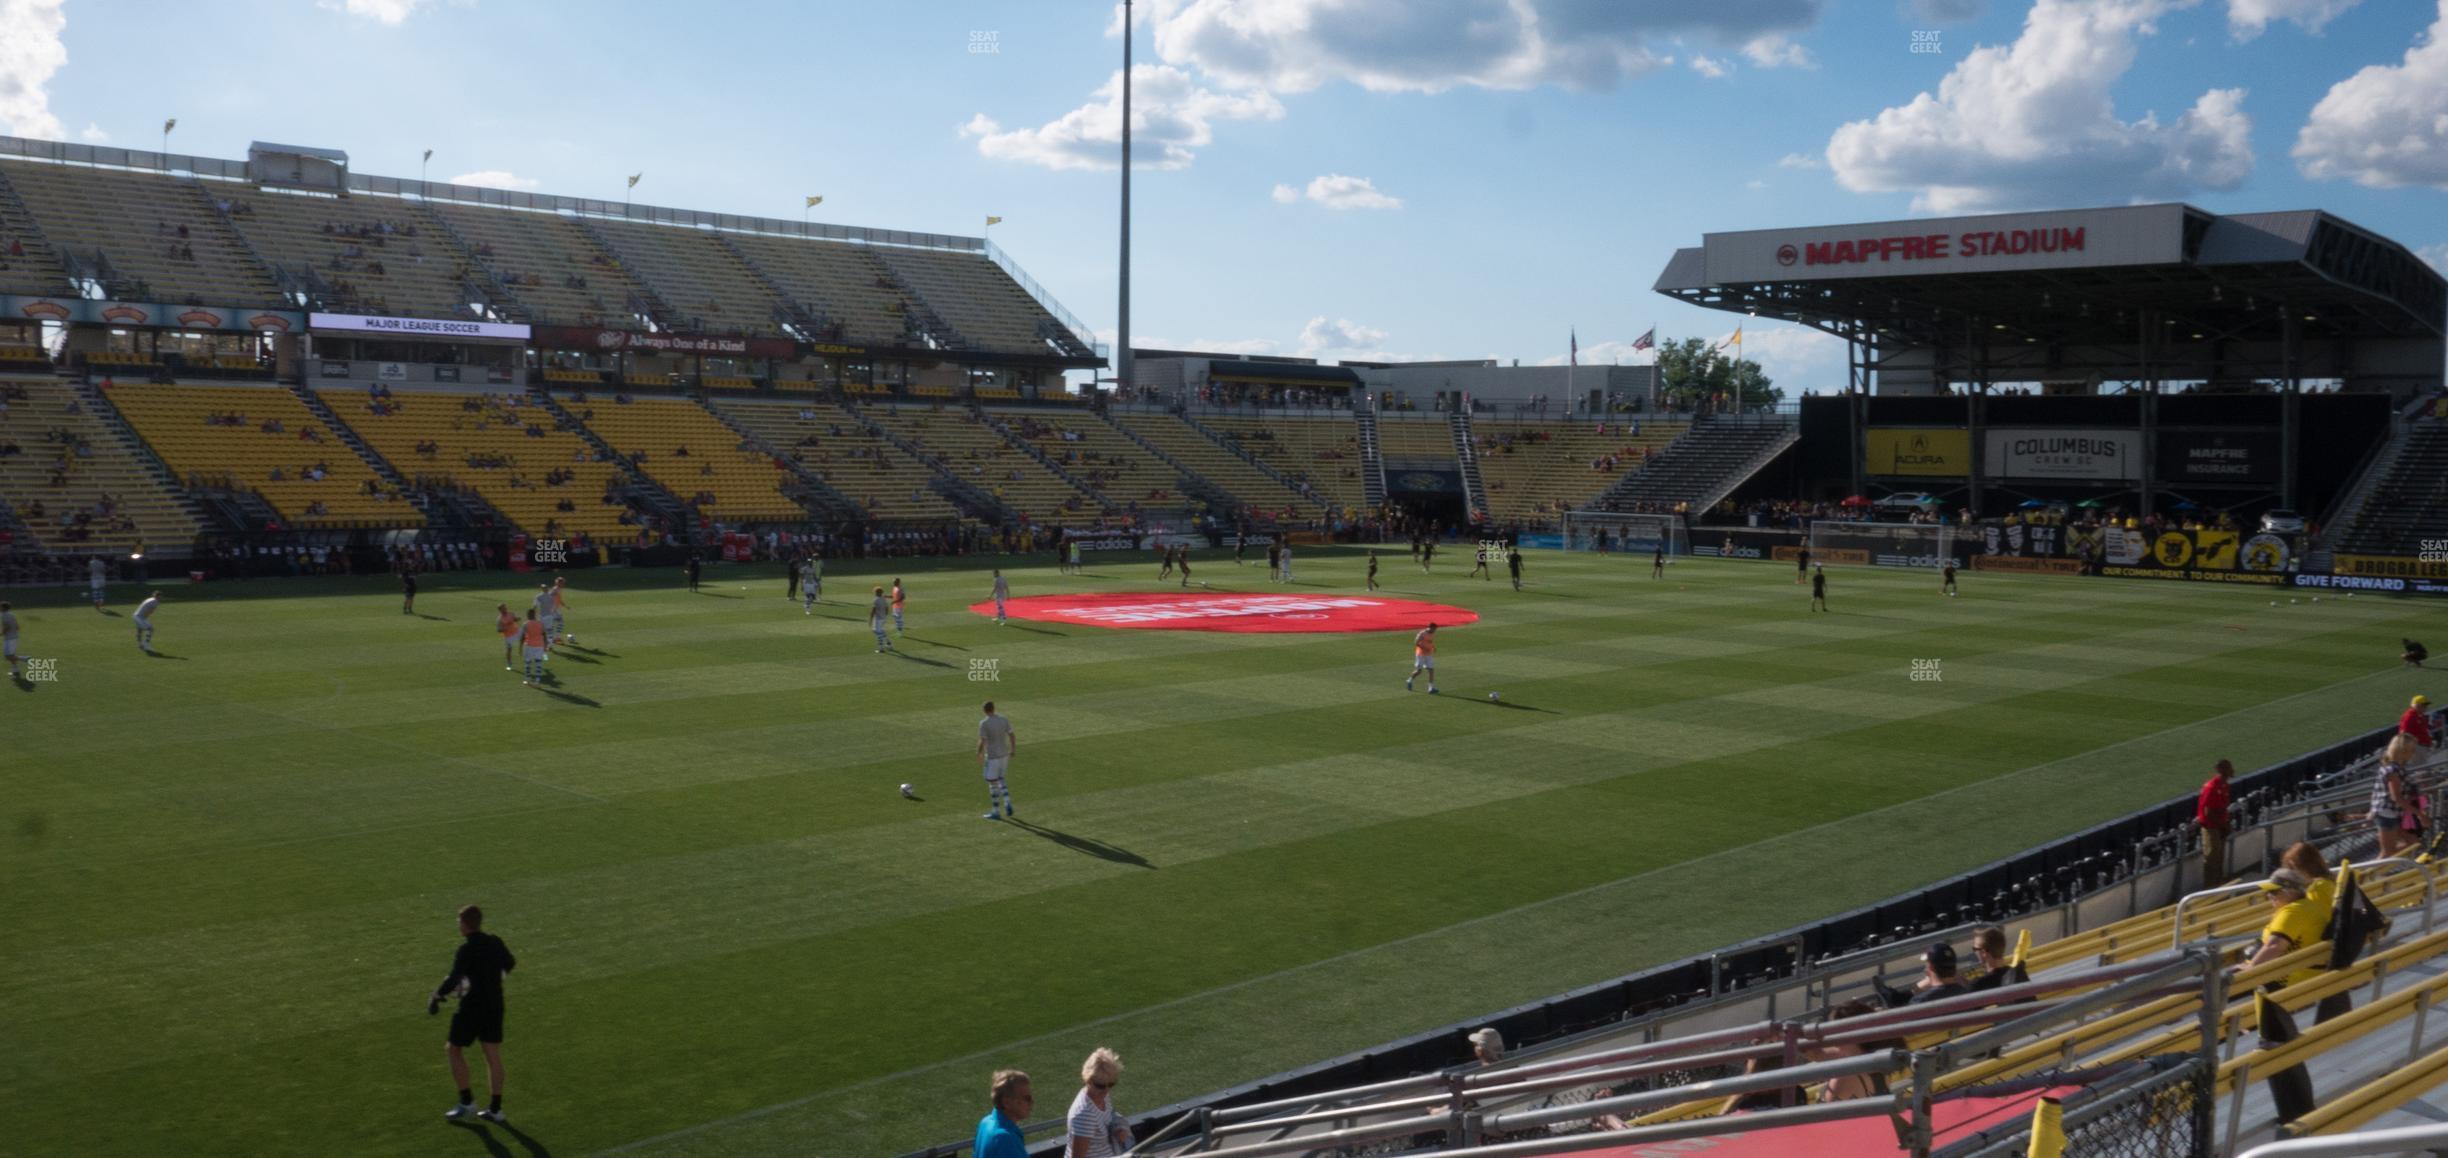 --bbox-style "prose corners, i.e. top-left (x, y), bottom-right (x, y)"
top-left (1702, 205), bottom-right (2186, 284)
